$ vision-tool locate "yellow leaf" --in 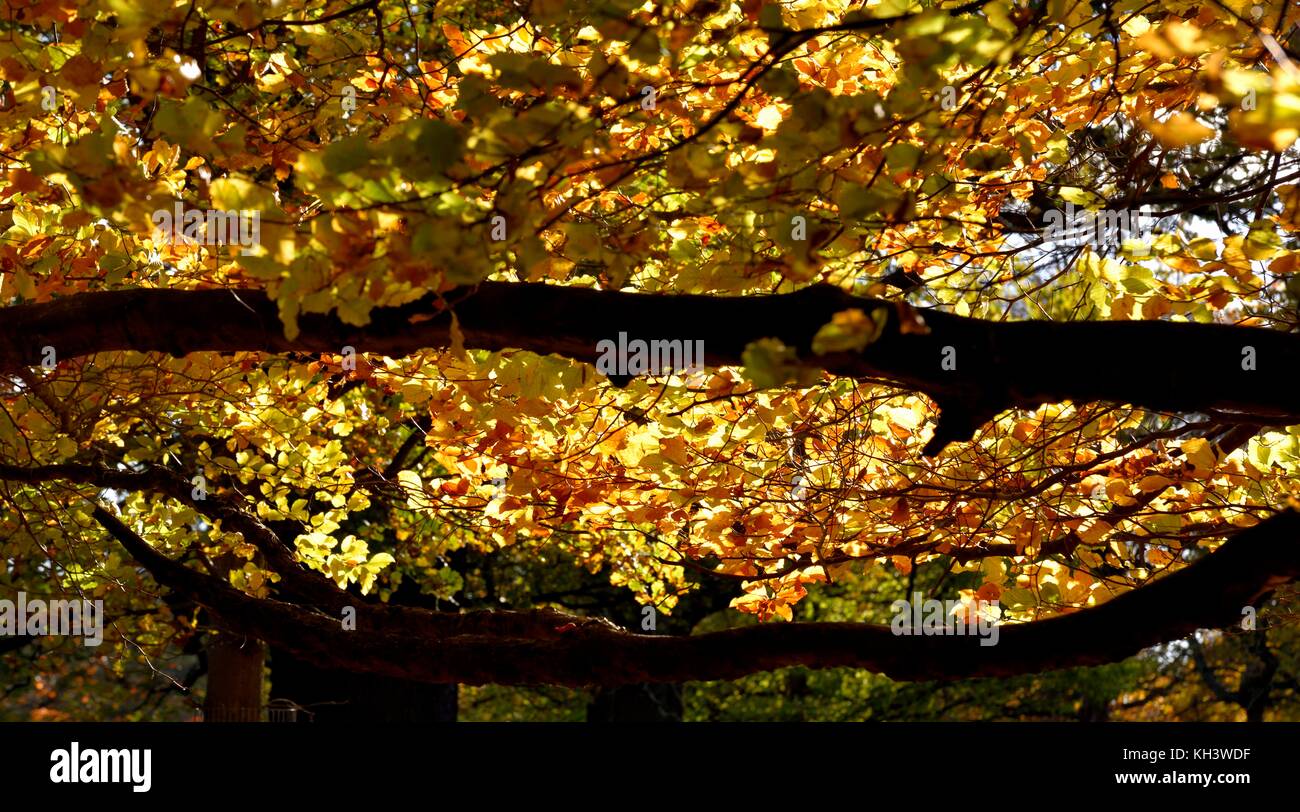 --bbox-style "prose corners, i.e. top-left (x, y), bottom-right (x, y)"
top-left (1142, 112), bottom-right (1214, 148)
top-left (449, 311), bottom-right (468, 359)
top-left (811, 308), bottom-right (887, 354)
top-left (1277, 185), bottom-right (1300, 231)
top-left (1077, 518), bottom-right (1113, 544)
top-left (1137, 474), bottom-right (1174, 493)
top-left (1244, 221), bottom-right (1282, 260)
top-left (1105, 478), bottom-right (1136, 506)
top-left (1146, 547), bottom-right (1175, 566)
top-left (1180, 437), bottom-right (1218, 477)
top-left (209, 176), bottom-right (278, 215)
top-left (754, 104), bottom-right (783, 130)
